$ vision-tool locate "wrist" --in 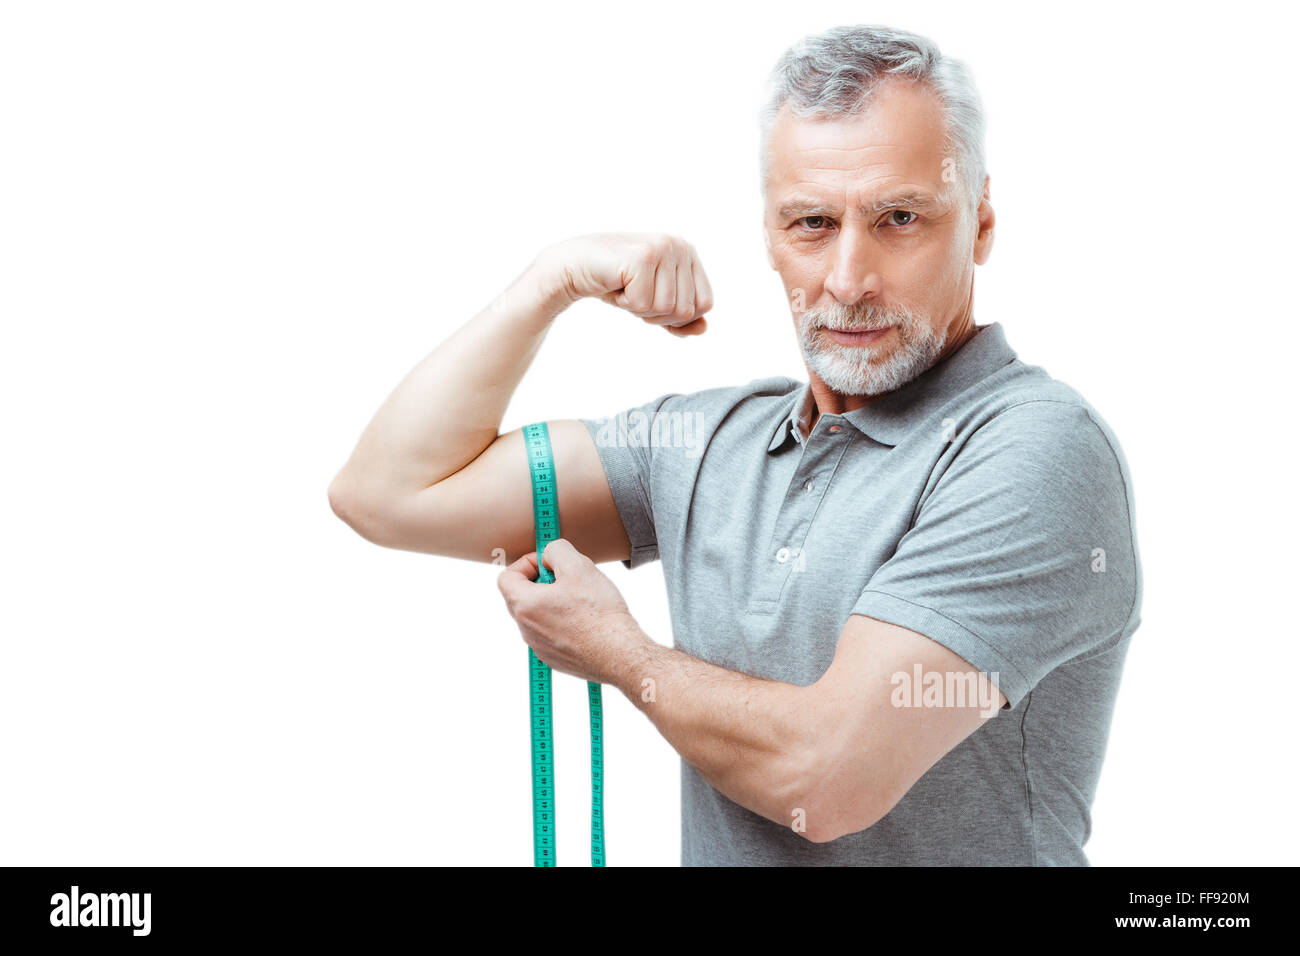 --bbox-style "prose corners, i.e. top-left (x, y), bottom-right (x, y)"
top-left (608, 622), bottom-right (668, 704)
top-left (519, 249), bottom-right (580, 318)
top-left (487, 254), bottom-right (576, 331)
